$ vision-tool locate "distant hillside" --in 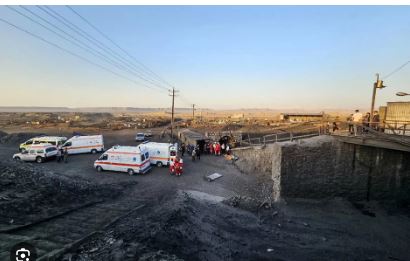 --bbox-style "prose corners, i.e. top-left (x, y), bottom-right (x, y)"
top-left (0, 107), bottom-right (193, 113)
